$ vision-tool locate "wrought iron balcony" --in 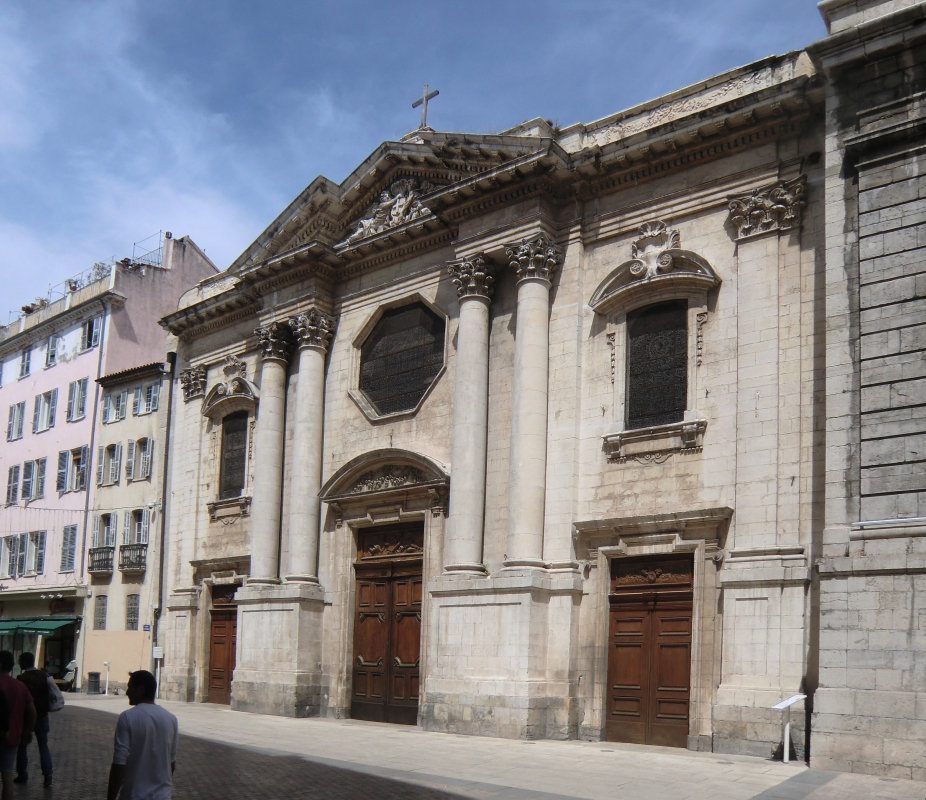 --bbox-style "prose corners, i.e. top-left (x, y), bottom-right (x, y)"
top-left (119, 543), bottom-right (148, 573)
top-left (88, 546), bottom-right (114, 574)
